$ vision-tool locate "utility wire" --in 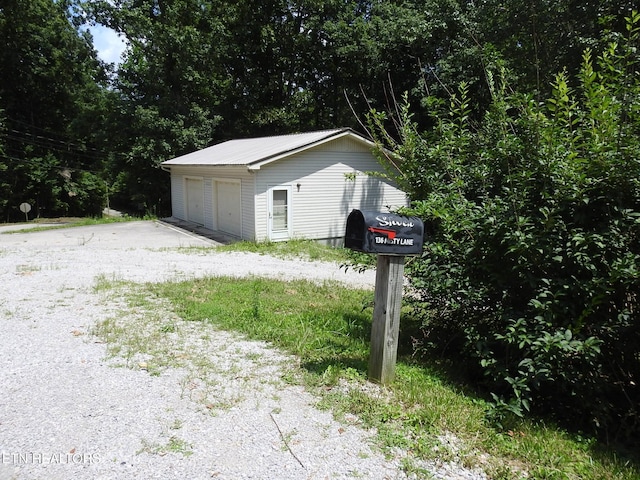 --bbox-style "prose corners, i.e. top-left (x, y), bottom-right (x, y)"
top-left (0, 152), bottom-right (106, 175)
top-left (2, 115), bottom-right (126, 160)
top-left (0, 146), bottom-right (107, 174)
top-left (1, 132), bottom-right (107, 161)
top-left (5, 128), bottom-right (105, 155)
